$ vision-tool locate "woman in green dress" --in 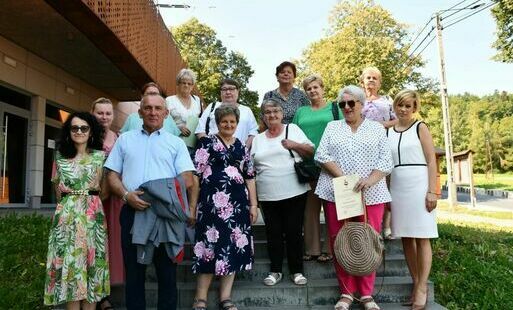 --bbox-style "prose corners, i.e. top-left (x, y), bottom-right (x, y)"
top-left (44, 112), bottom-right (110, 309)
